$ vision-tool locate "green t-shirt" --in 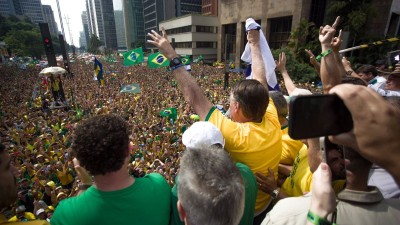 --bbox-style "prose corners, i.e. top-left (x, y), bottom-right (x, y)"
top-left (51, 173), bottom-right (171, 225)
top-left (169, 163), bottom-right (257, 225)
